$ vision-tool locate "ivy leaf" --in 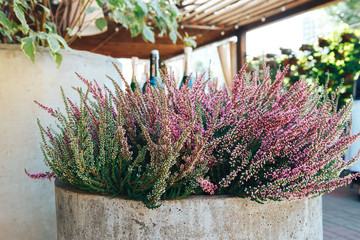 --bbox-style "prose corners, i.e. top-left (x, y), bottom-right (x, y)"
top-left (50, 51), bottom-right (63, 68)
top-left (130, 24), bottom-right (141, 37)
top-left (54, 35), bottom-right (70, 49)
top-left (14, 5), bottom-right (29, 34)
top-left (95, 0), bottom-right (103, 8)
top-left (38, 3), bottom-right (50, 14)
top-left (84, 7), bottom-right (99, 14)
top-left (95, 18), bottom-right (107, 31)
top-left (149, 2), bottom-right (162, 16)
top-left (114, 10), bottom-right (128, 29)
top-left (33, 32), bottom-right (48, 40)
top-left (169, 30), bottom-right (177, 44)
top-left (21, 37), bottom-right (35, 63)
top-left (0, 11), bottom-right (13, 30)
top-left (123, 0), bottom-right (134, 9)
top-left (142, 25), bottom-right (155, 43)
top-left (134, 5), bottom-right (145, 20)
top-left (135, 0), bottom-right (148, 14)
top-left (47, 35), bottom-right (60, 52)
